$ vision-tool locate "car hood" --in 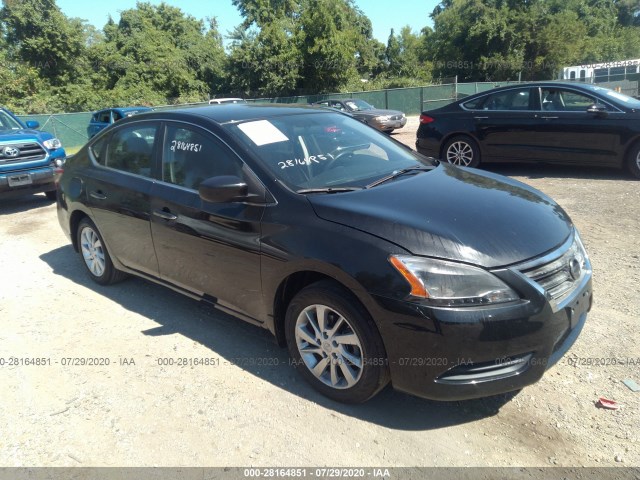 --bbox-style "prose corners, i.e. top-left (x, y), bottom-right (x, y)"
top-left (307, 164), bottom-right (572, 268)
top-left (356, 109), bottom-right (404, 117)
top-left (0, 129), bottom-right (50, 143)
